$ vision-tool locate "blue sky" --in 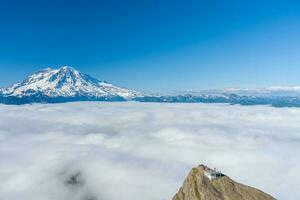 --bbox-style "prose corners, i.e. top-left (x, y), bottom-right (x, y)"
top-left (0, 0), bottom-right (300, 92)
